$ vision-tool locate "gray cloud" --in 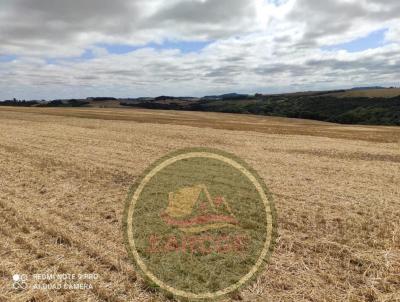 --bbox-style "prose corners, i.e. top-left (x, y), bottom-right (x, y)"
top-left (152, 0), bottom-right (255, 24)
top-left (289, 0), bottom-right (400, 46)
top-left (147, 0), bottom-right (258, 38)
top-left (0, 0), bottom-right (399, 99)
top-left (0, 0), bottom-right (261, 57)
